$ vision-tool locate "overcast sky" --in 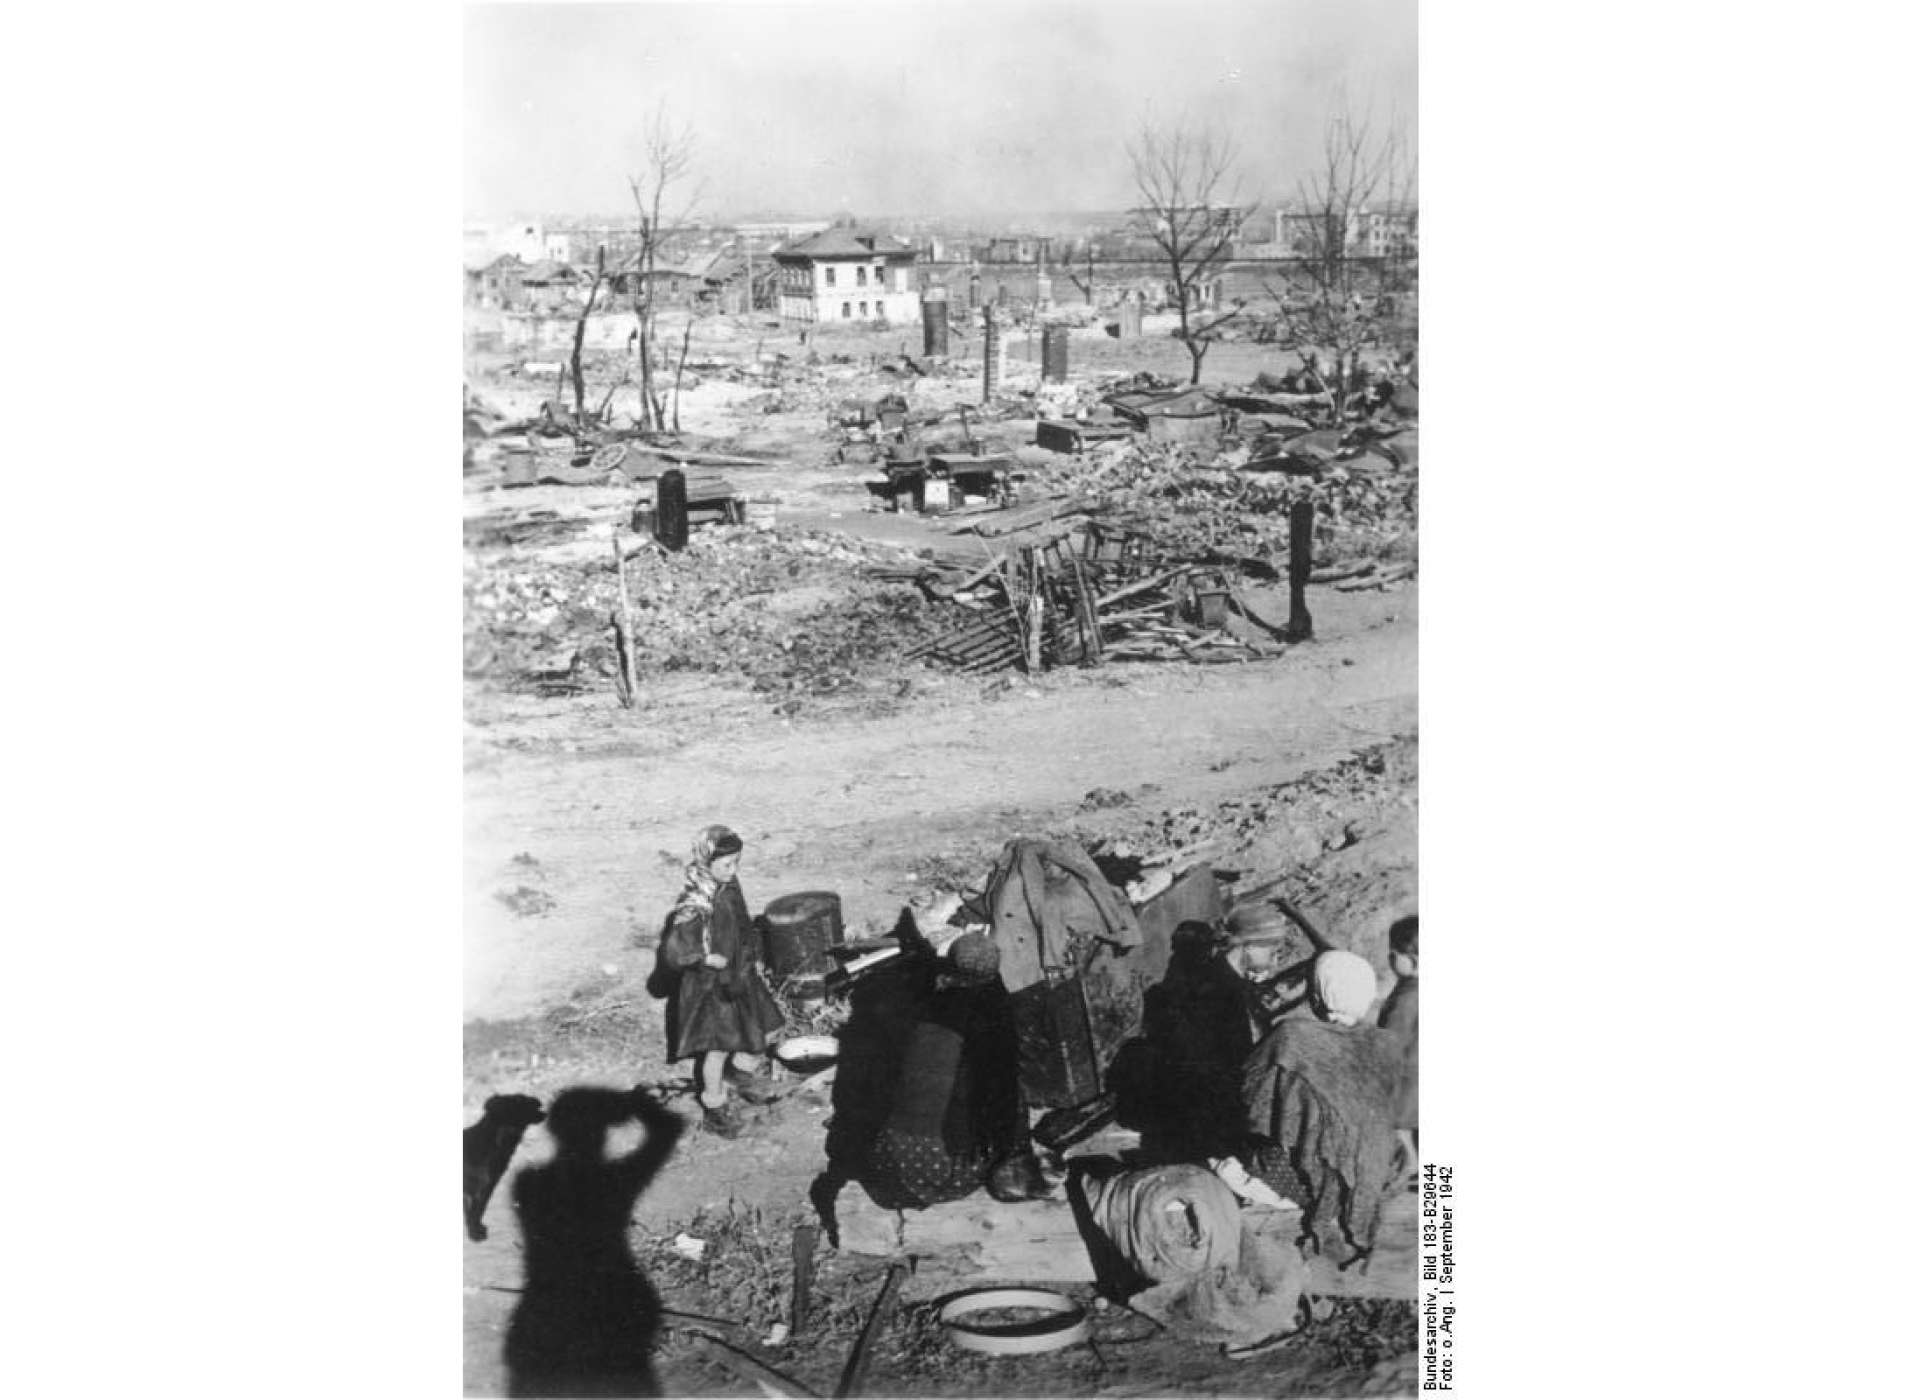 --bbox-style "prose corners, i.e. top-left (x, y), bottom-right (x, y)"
top-left (465, 0), bottom-right (1416, 222)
